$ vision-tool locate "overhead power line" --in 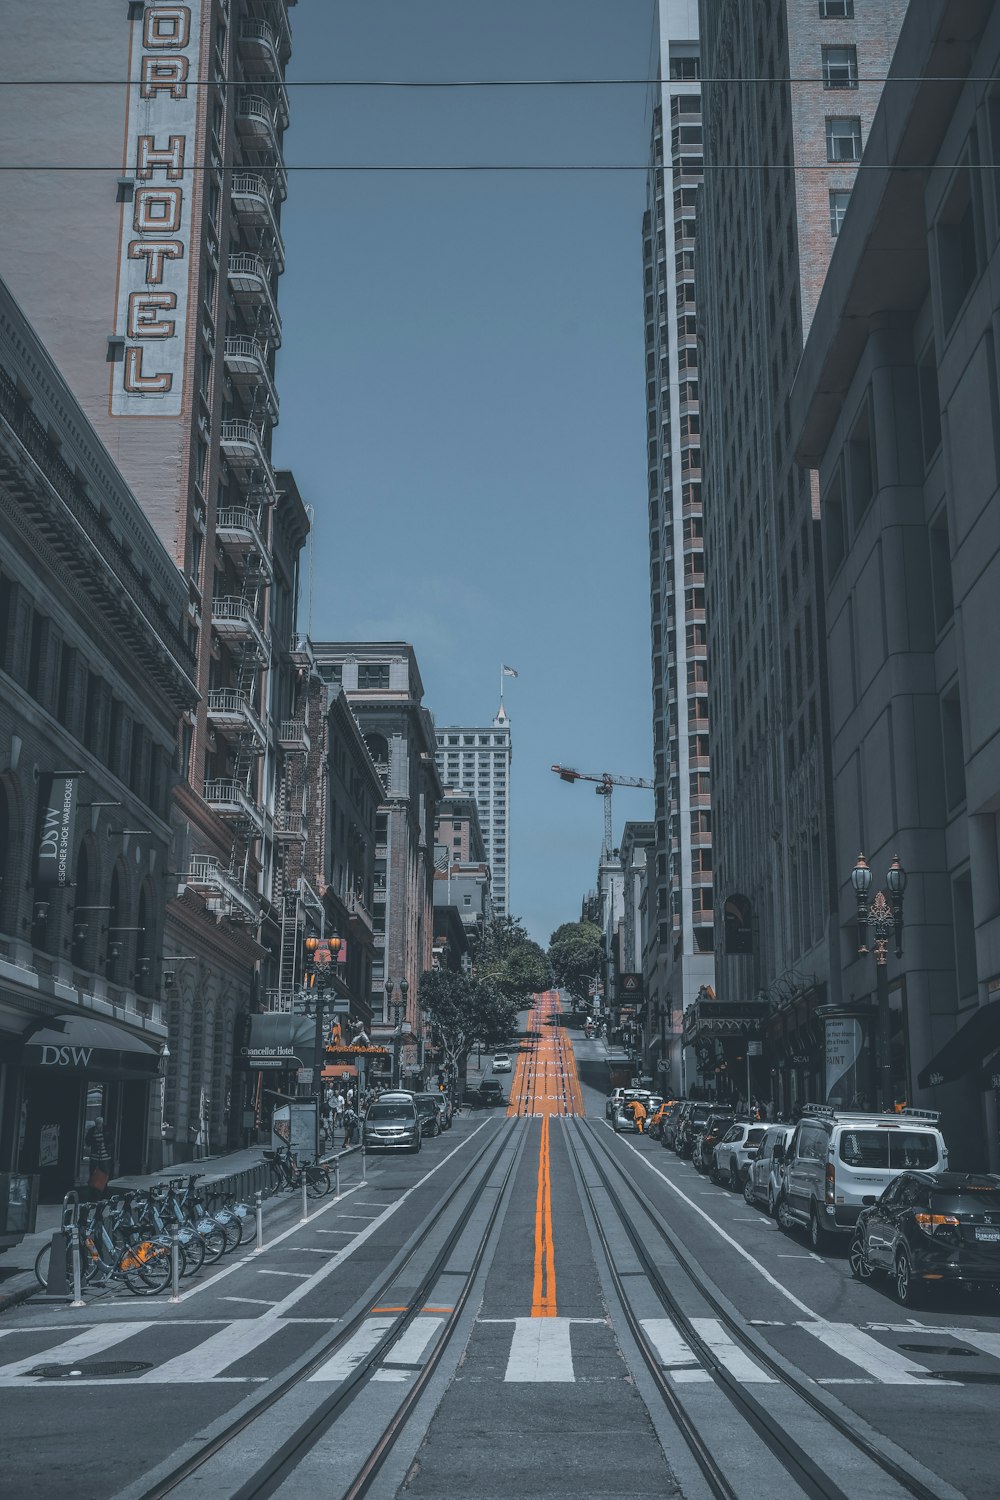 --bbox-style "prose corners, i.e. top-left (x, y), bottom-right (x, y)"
top-left (0, 74), bottom-right (985, 87)
top-left (0, 162), bottom-right (988, 173)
